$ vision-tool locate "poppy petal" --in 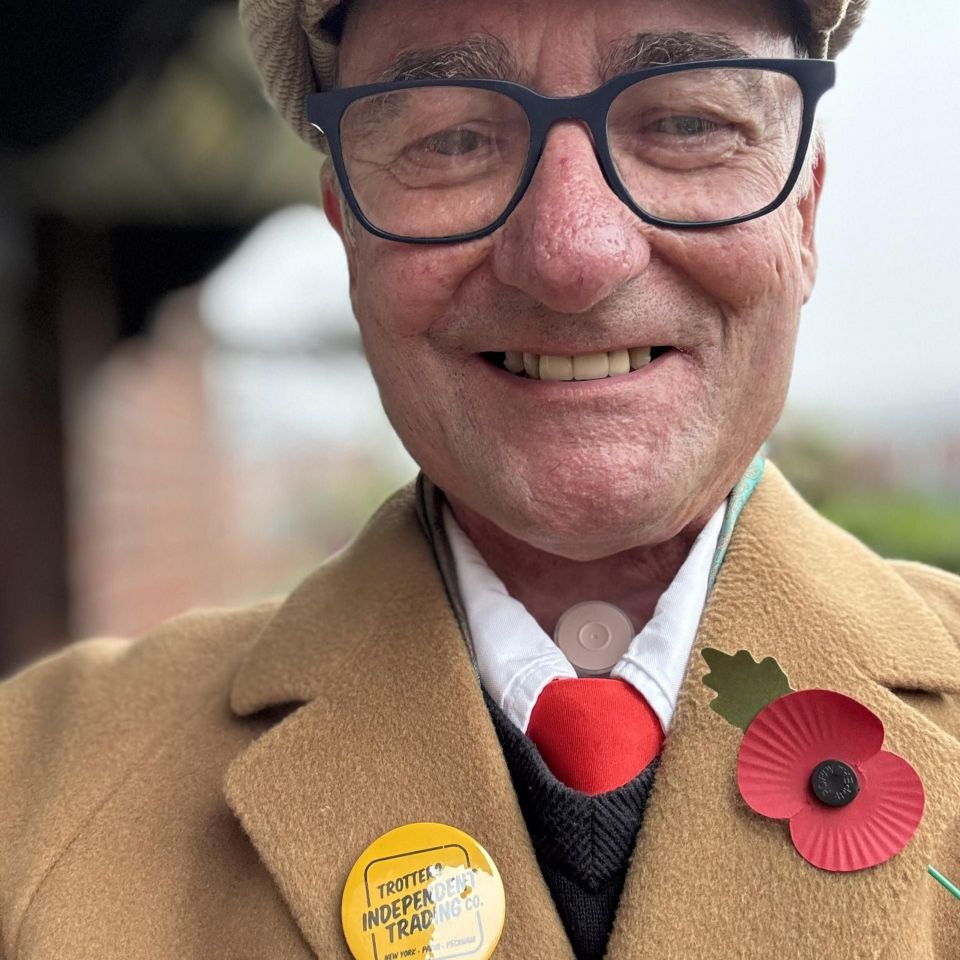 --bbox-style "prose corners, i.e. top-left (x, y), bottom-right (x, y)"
top-left (789, 750), bottom-right (925, 871)
top-left (738, 689), bottom-right (884, 819)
